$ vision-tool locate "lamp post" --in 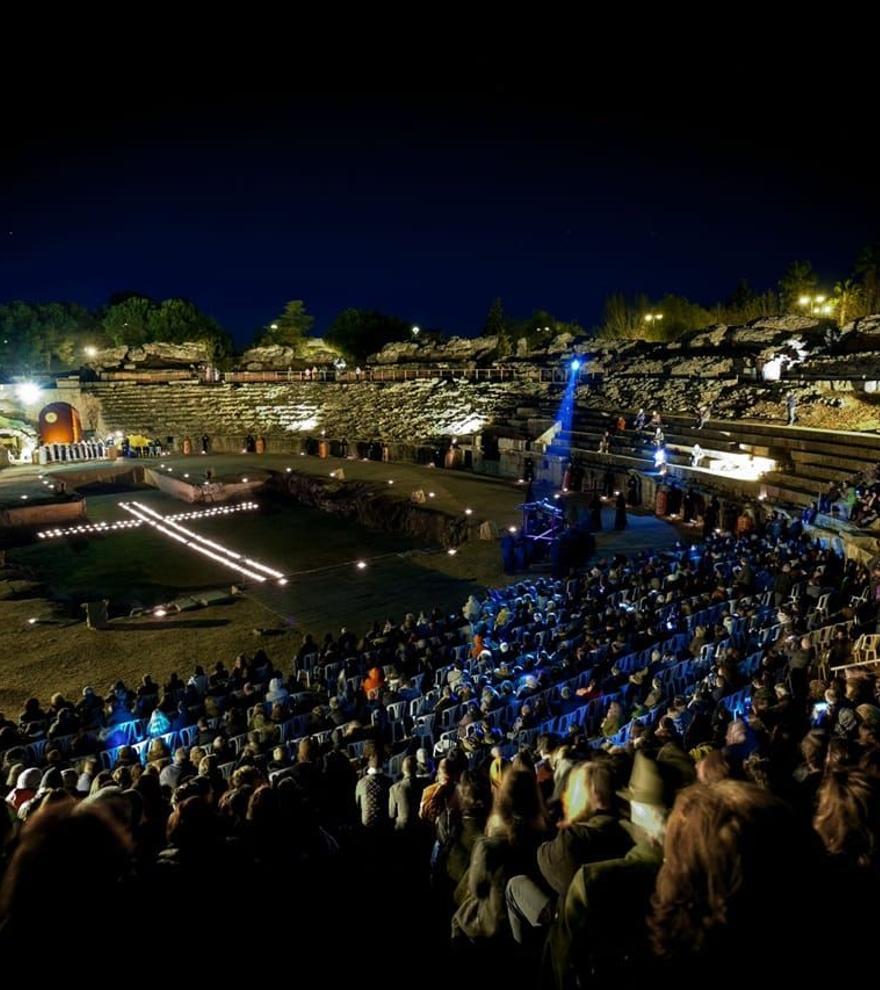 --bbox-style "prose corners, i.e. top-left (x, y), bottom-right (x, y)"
top-left (797, 294), bottom-right (833, 317)
top-left (643, 312), bottom-right (664, 334)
